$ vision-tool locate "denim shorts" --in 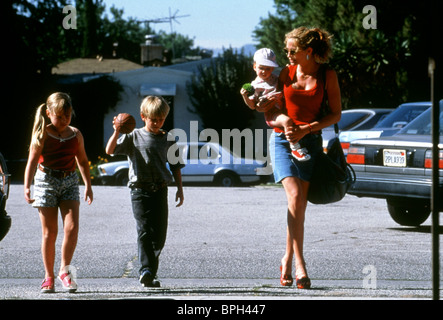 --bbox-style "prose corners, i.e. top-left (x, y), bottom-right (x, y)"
top-left (32, 169), bottom-right (80, 208)
top-left (269, 131), bottom-right (323, 183)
